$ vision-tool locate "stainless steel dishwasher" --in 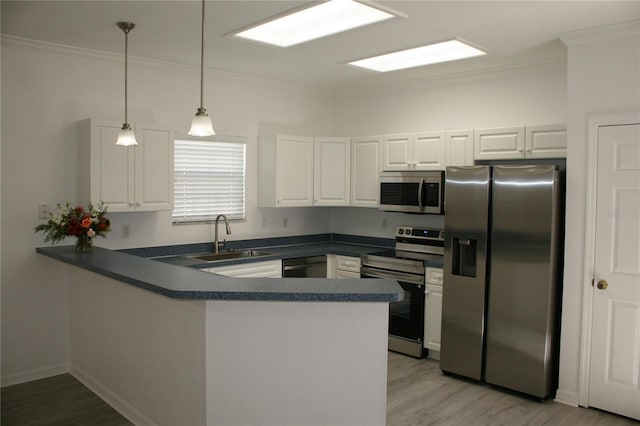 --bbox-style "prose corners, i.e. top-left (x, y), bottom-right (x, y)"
top-left (282, 256), bottom-right (327, 278)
